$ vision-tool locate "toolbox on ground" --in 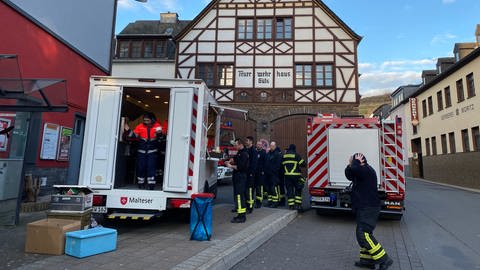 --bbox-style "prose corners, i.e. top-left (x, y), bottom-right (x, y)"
top-left (50, 185), bottom-right (93, 211)
top-left (25, 218), bottom-right (81, 255)
top-left (65, 227), bottom-right (117, 258)
top-left (46, 208), bottom-right (92, 230)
